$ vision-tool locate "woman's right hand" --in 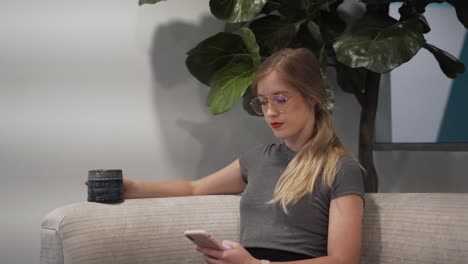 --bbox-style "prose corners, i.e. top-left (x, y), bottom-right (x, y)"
top-left (121, 176), bottom-right (140, 199)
